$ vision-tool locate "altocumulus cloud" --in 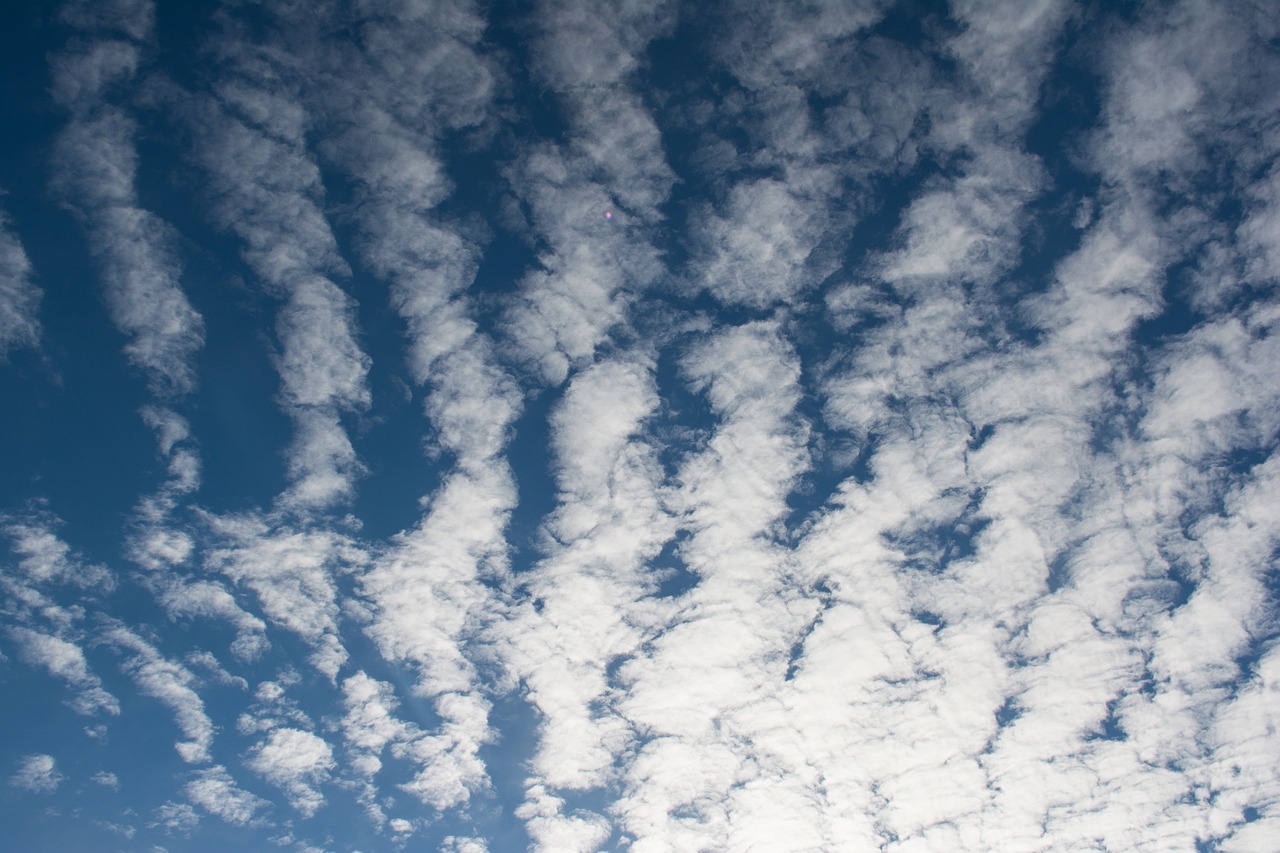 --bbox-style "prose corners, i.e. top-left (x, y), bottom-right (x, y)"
top-left (1, 0), bottom-right (1278, 851)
